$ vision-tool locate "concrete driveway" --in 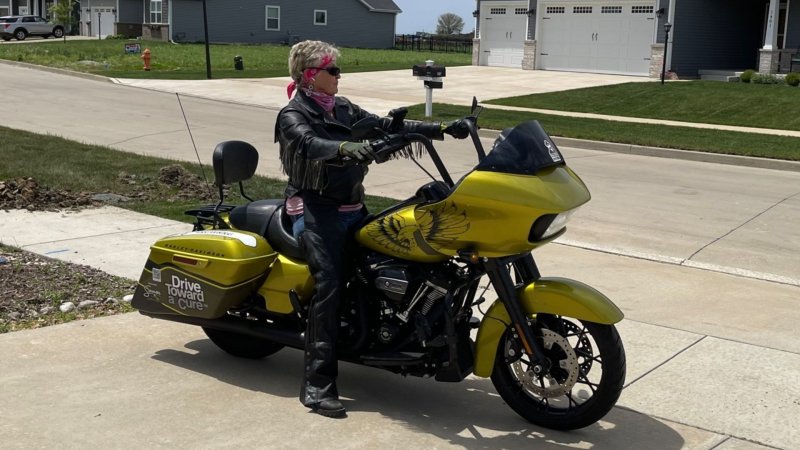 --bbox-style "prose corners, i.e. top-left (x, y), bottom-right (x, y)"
top-left (111, 65), bottom-right (652, 114)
